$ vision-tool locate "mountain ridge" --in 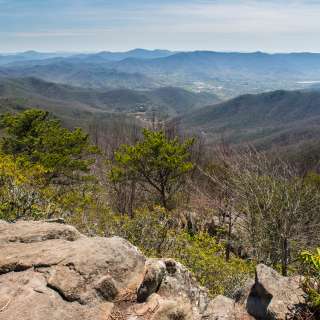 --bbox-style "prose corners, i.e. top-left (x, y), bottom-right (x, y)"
top-left (3, 50), bottom-right (320, 96)
top-left (0, 76), bottom-right (220, 119)
top-left (179, 89), bottom-right (320, 149)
